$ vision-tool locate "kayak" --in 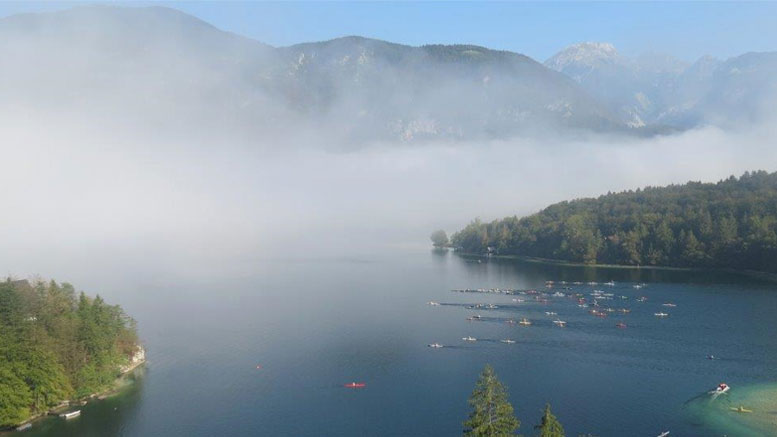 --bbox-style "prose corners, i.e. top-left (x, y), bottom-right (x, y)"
top-left (344, 382), bottom-right (366, 388)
